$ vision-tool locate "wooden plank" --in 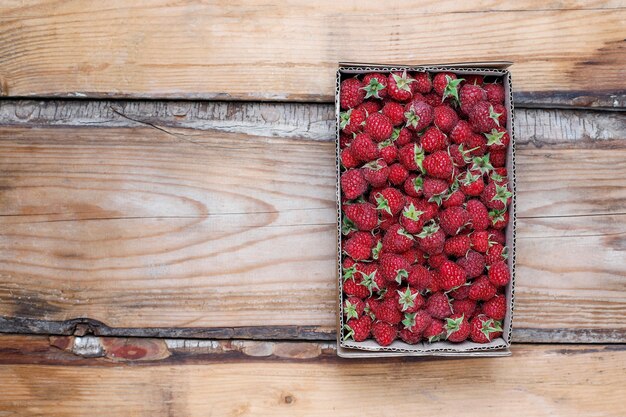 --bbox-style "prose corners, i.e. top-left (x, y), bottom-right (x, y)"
top-left (0, 100), bottom-right (624, 145)
top-left (0, 337), bottom-right (624, 417)
top-left (0, 1), bottom-right (625, 107)
top-left (0, 125), bottom-right (624, 342)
